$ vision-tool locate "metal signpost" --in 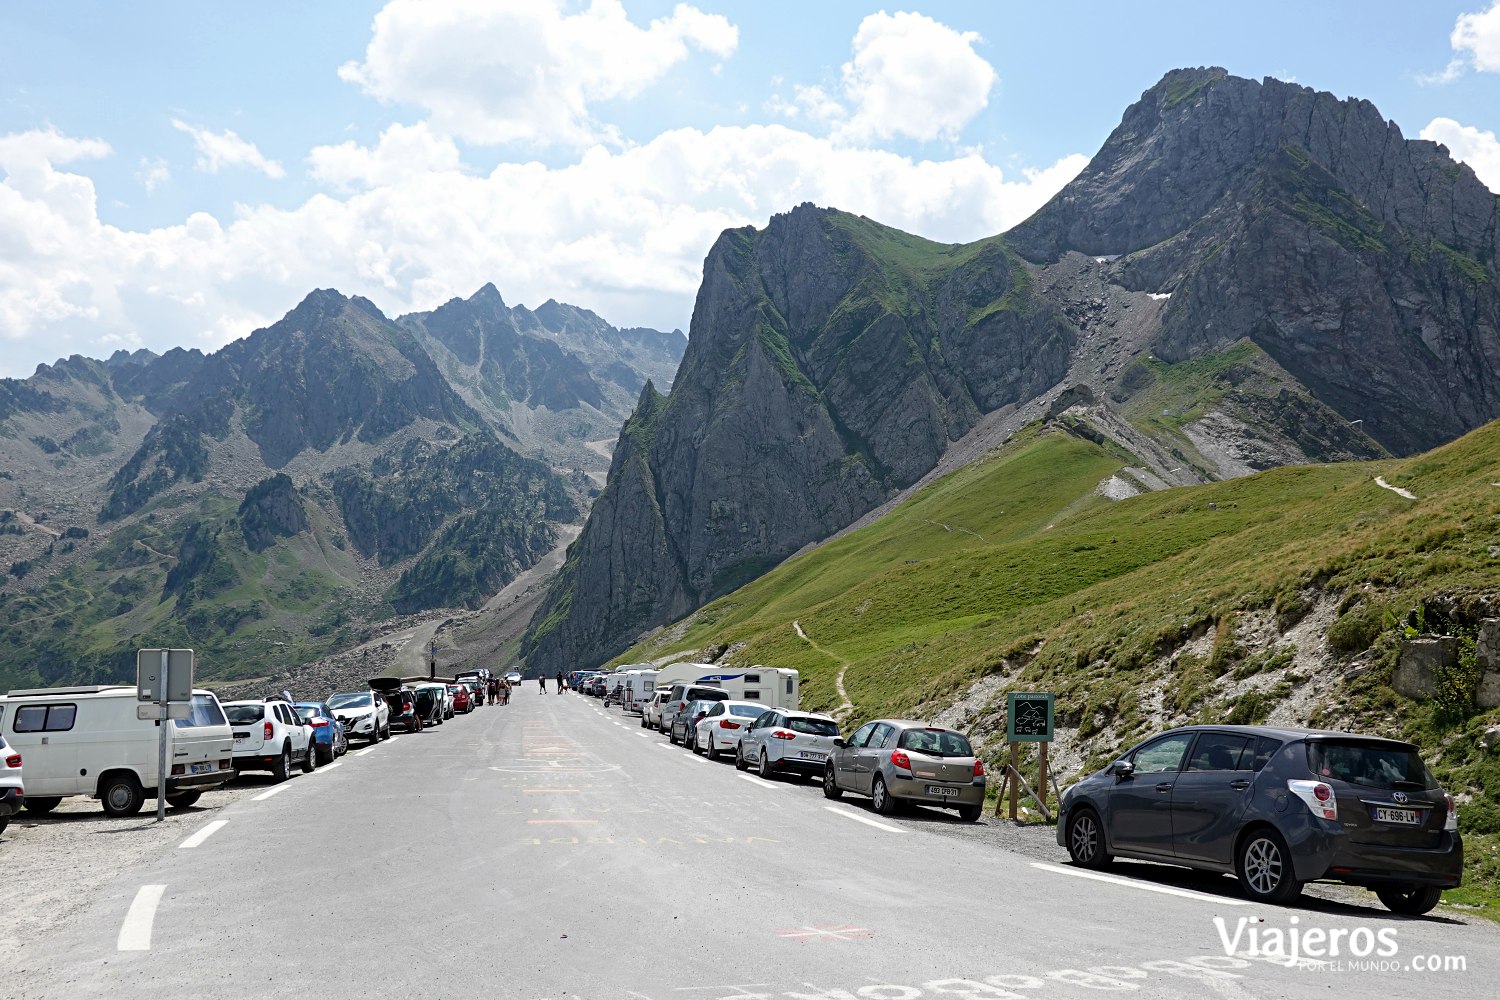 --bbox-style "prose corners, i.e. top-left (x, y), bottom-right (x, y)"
top-left (999, 691), bottom-right (1055, 821)
top-left (137, 648), bottom-right (194, 822)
